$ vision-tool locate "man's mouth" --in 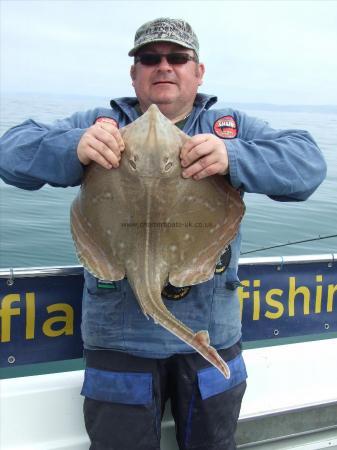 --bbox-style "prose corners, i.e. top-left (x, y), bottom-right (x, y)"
top-left (153, 81), bottom-right (176, 85)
